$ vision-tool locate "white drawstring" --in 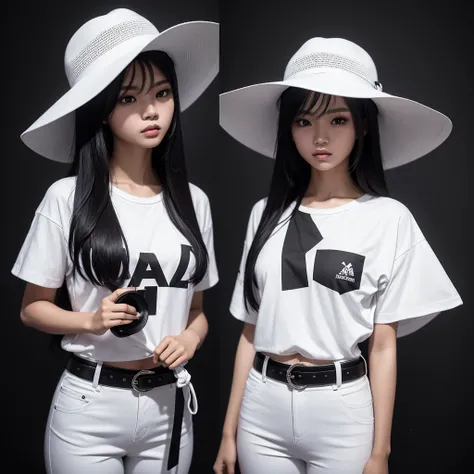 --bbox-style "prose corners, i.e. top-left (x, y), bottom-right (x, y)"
top-left (360, 354), bottom-right (368, 376)
top-left (92, 361), bottom-right (103, 390)
top-left (332, 360), bottom-right (342, 391)
top-left (261, 355), bottom-right (270, 383)
top-left (174, 365), bottom-right (198, 415)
